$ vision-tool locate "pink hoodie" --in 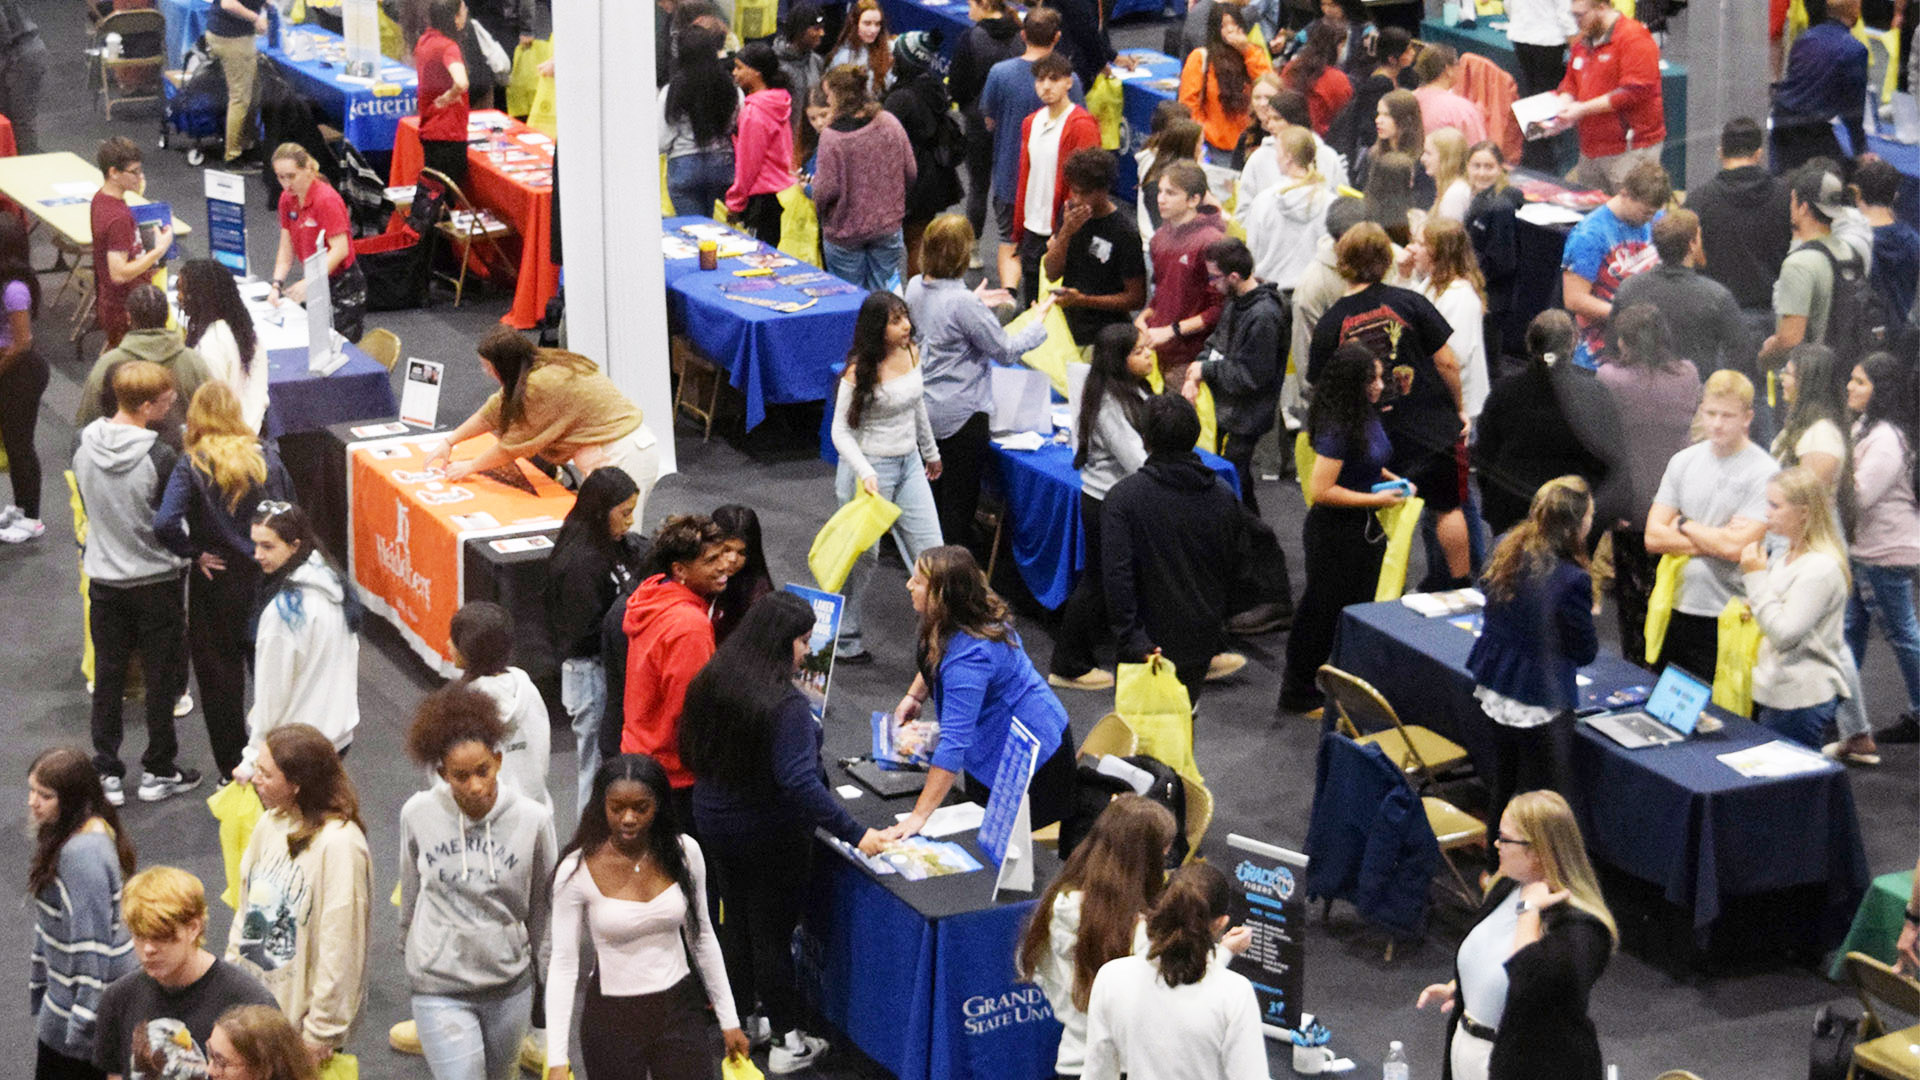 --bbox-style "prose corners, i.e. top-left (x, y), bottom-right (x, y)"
top-left (726, 88), bottom-right (795, 212)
